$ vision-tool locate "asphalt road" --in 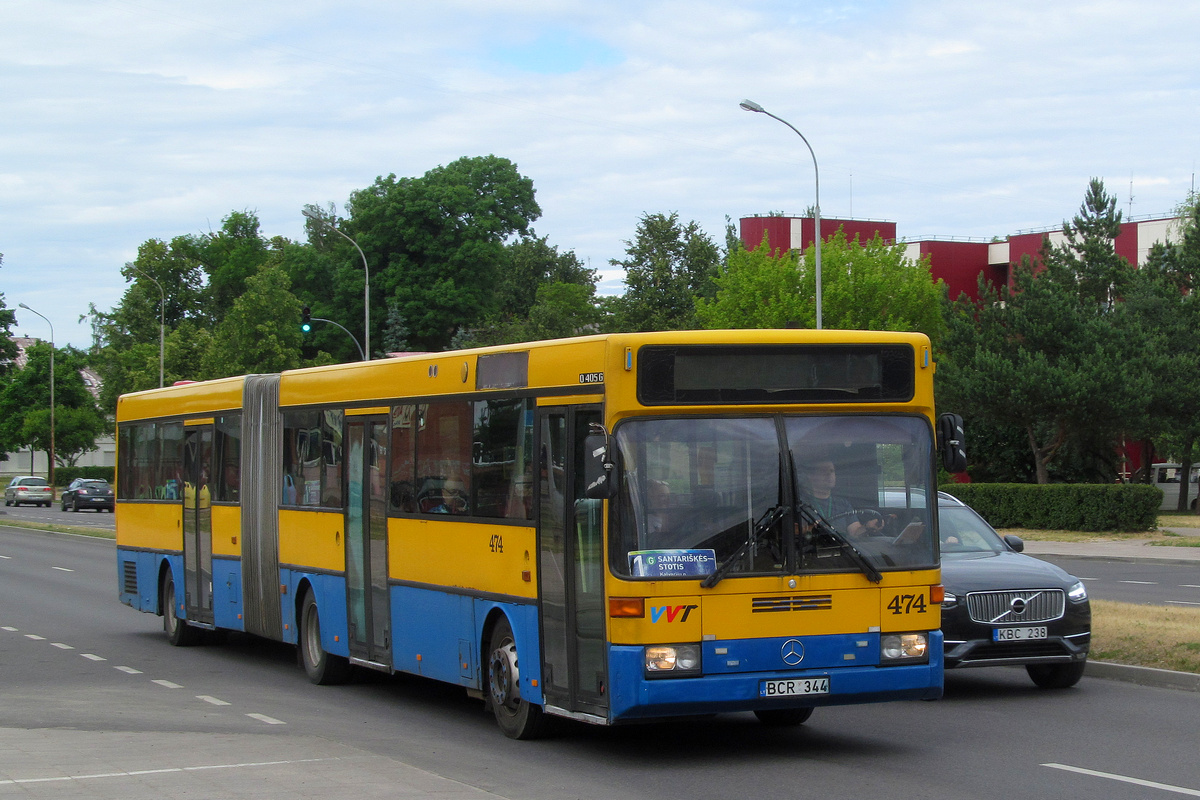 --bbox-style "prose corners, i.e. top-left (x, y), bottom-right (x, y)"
top-left (1041, 555), bottom-right (1200, 608)
top-left (0, 500), bottom-right (115, 530)
top-left (1, 523), bottom-right (1198, 800)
